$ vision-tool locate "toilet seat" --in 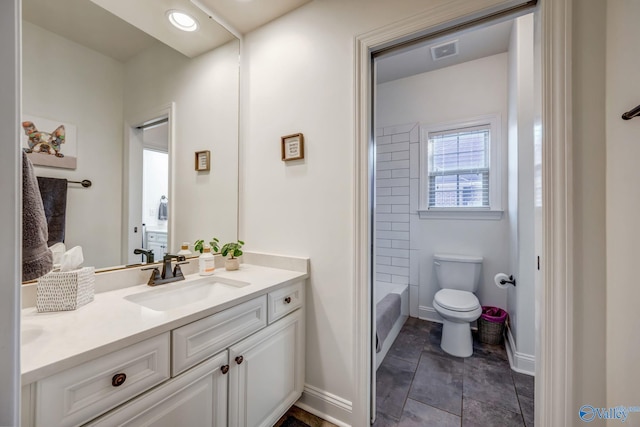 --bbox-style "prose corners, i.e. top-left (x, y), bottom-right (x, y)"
top-left (434, 289), bottom-right (480, 312)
